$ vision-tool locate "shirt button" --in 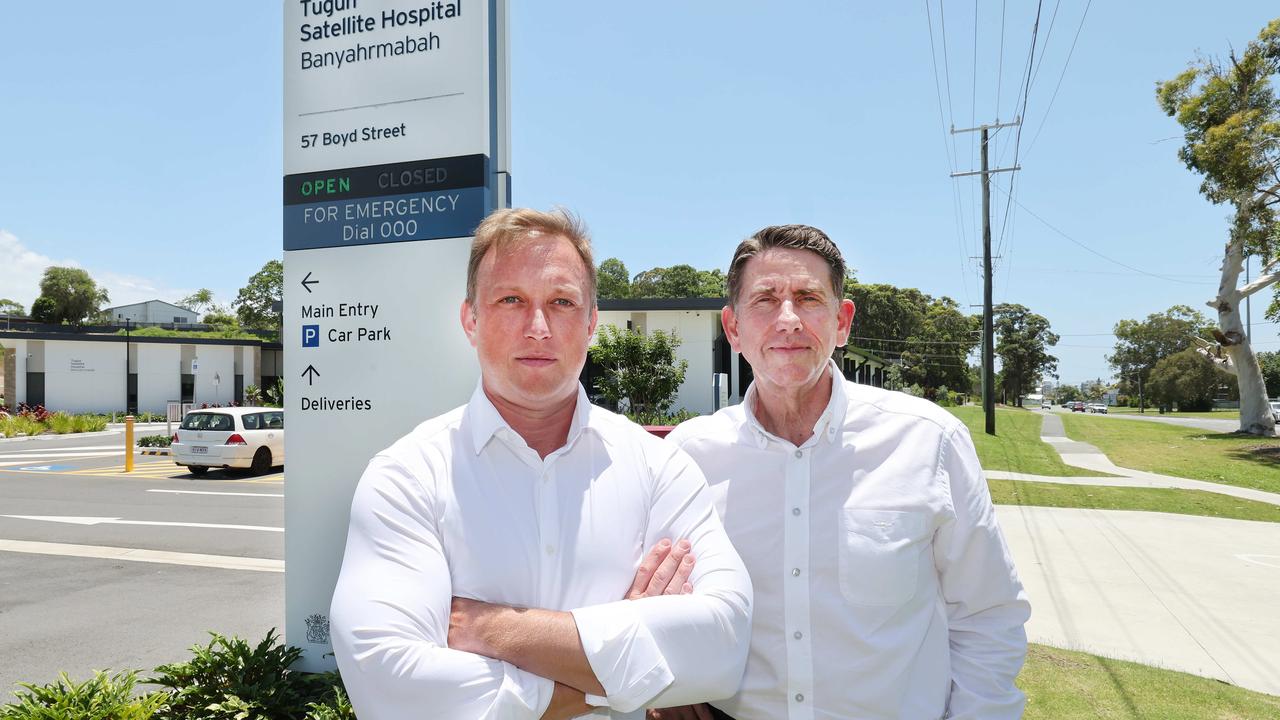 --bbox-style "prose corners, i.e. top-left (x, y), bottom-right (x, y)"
top-left (792, 507), bottom-right (801, 516)
top-left (791, 567), bottom-right (801, 577)
top-left (793, 631), bottom-right (803, 639)
top-left (795, 693), bottom-right (805, 703)
top-left (545, 545), bottom-right (555, 555)
top-left (794, 449), bottom-right (803, 458)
